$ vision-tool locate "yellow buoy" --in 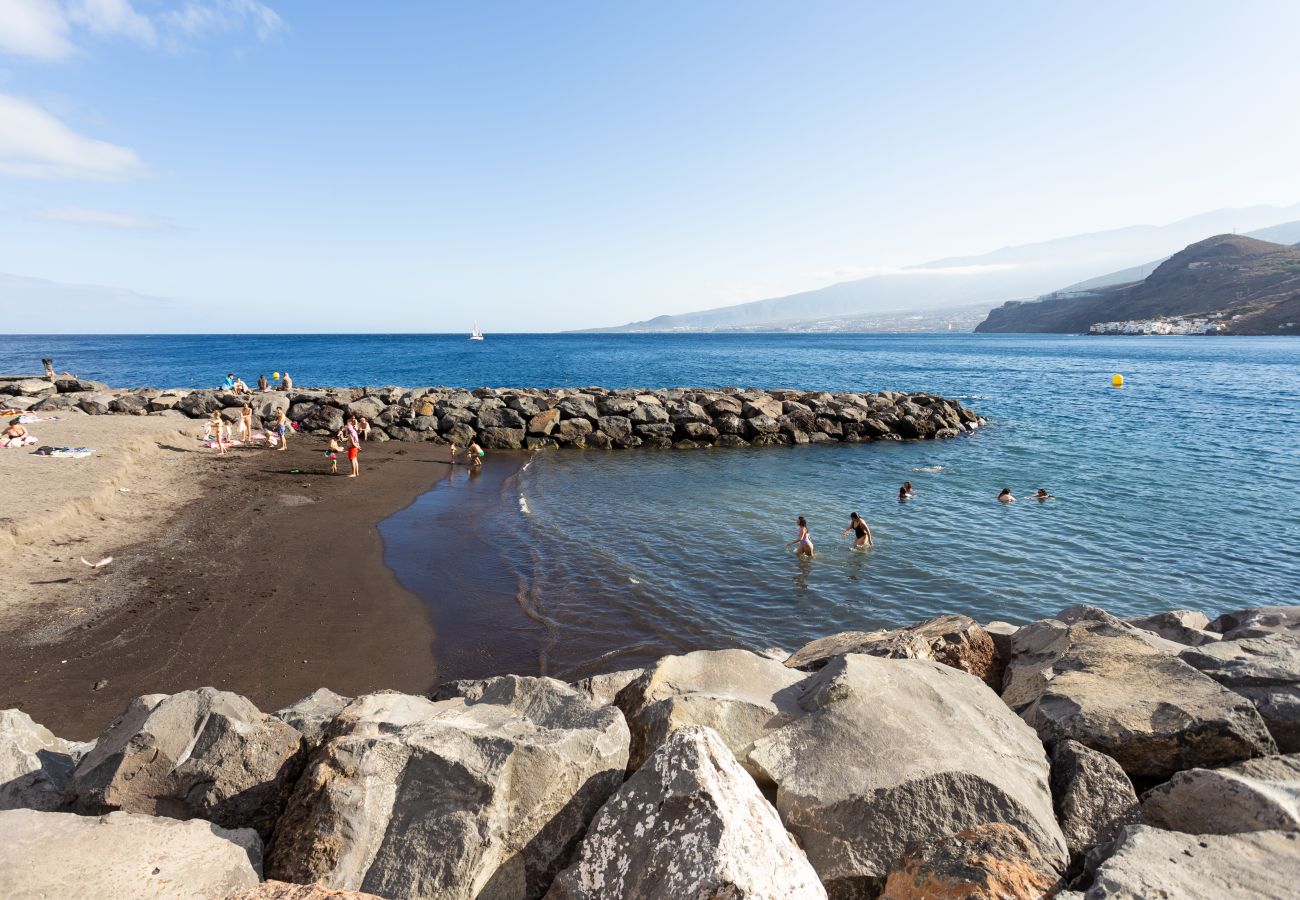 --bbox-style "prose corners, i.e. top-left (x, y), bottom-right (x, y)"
top-left (273, 371), bottom-right (281, 380)
top-left (1111, 373), bottom-right (1124, 387)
